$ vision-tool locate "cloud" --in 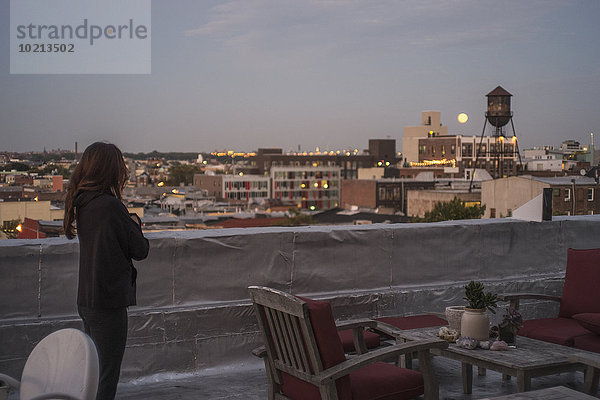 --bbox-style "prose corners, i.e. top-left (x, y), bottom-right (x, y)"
top-left (184, 0), bottom-right (549, 54)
